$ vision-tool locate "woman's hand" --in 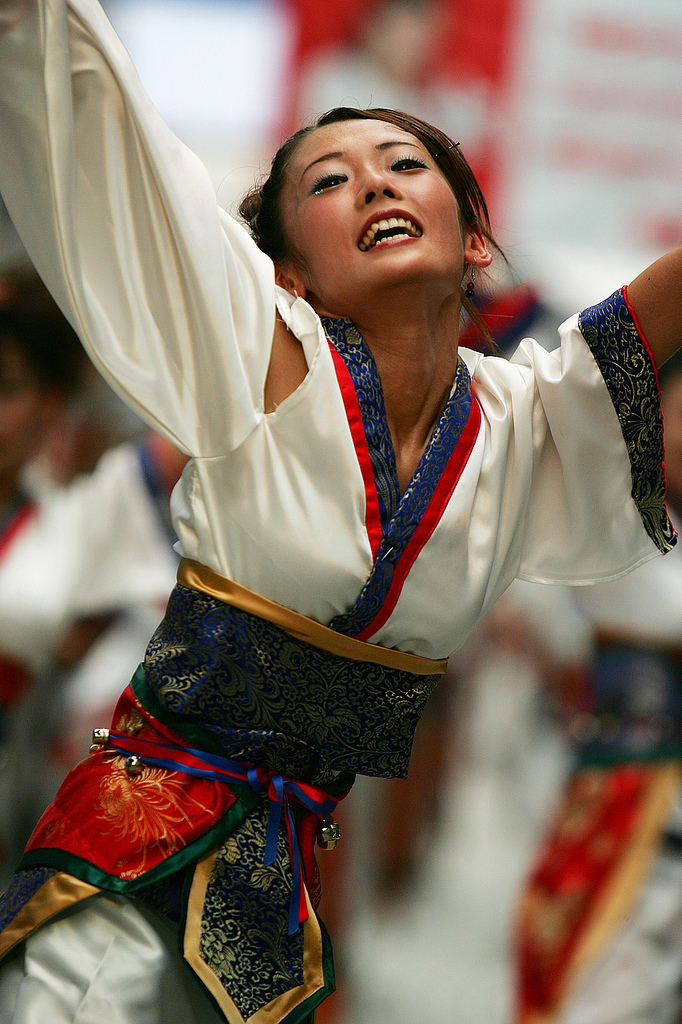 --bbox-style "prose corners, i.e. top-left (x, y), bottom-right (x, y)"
top-left (627, 241), bottom-right (682, 367)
